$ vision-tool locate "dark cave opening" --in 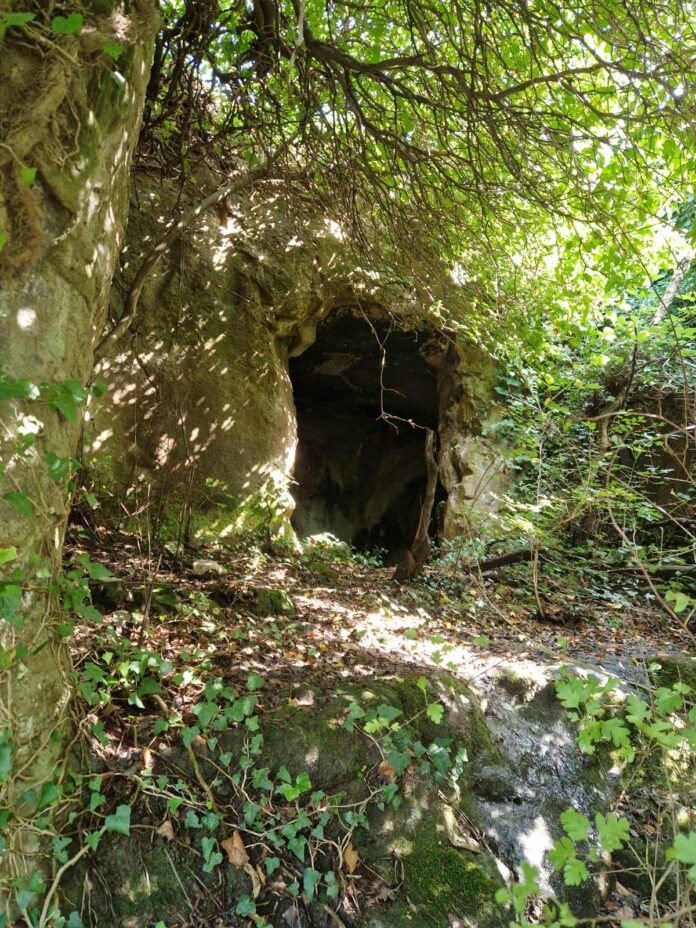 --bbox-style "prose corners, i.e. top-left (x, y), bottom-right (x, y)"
top-left (289, 308), bottom-right (447, 560)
